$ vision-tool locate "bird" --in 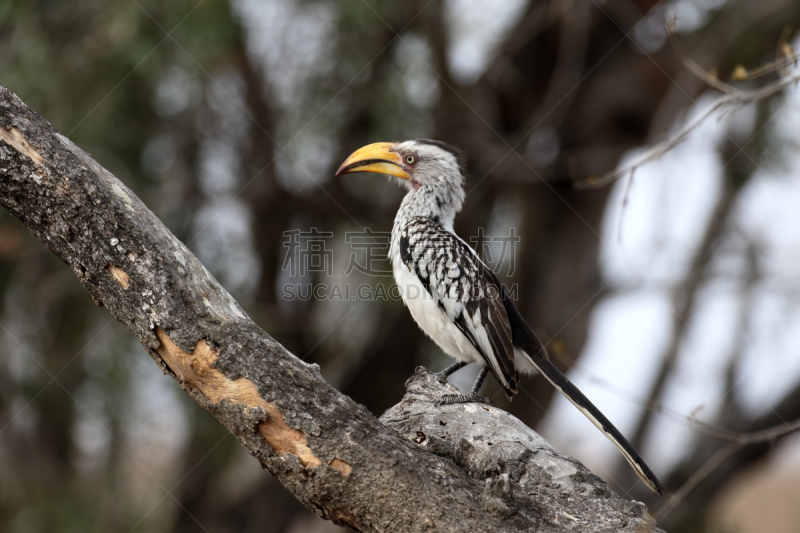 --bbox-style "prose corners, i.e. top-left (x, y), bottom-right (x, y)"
top-left (335, 139), bottom-right (665, 495)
